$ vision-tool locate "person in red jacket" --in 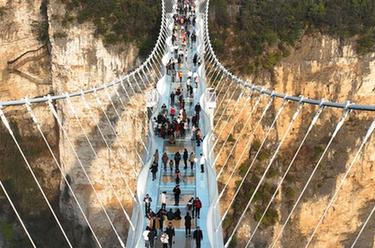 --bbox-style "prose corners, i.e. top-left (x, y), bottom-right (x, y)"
top-left (193, 197), bottom-right (202, 219)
